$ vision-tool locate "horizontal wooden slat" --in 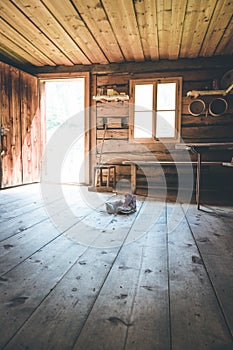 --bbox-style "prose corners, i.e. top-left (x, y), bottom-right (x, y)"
top-left (97, 102), bottom-right (129, 117)
top-left (97, 129), bottom-right (128, 140)
top-left (97, 117), bottom-right (128, 129)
